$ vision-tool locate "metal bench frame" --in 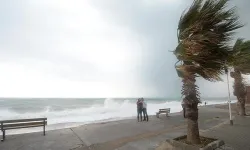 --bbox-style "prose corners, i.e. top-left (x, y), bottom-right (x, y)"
top-left (156, 108), bottom-right (170, 118)
top-left (0, 118), bottom-right (47, 141)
